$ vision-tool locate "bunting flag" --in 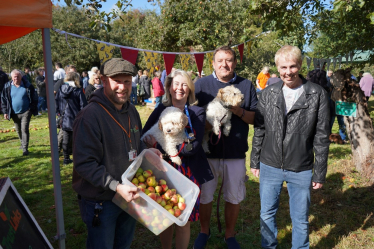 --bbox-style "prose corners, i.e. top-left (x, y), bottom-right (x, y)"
top-left (306, 57), bottom-right (312, 69)
top-left (206, 52), bottom-right (214, 73)
top-left (194, 53), bottom-right (205, 77)
top-left (238, 43), bottom-right (244, 63)
top-left (96, 42), bottom-right (115, 65)
top-left (144, 51), bottom-right (159, 75)
top-left (246, 41), bottom-right (253, 57)
top-left (180, 54), bottom-right (190, 71)
top-left (320, 59), bottom-right (326, 68)
top-left (120, 48), bottom-right (138, 65)
top-left (333, 57), bottom-right (337, 70)
top-left (163, 53), bottom-right (176, 76)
